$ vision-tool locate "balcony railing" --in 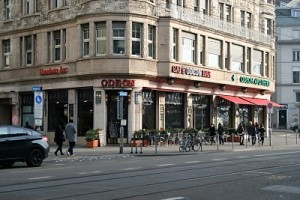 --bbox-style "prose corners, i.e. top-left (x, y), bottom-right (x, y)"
top-left (157, 4), bottom-right (272, 45)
